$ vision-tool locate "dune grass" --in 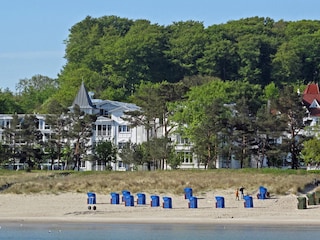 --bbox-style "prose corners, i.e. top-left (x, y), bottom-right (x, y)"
top-left (0, 169), bottom-right (319, 196)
